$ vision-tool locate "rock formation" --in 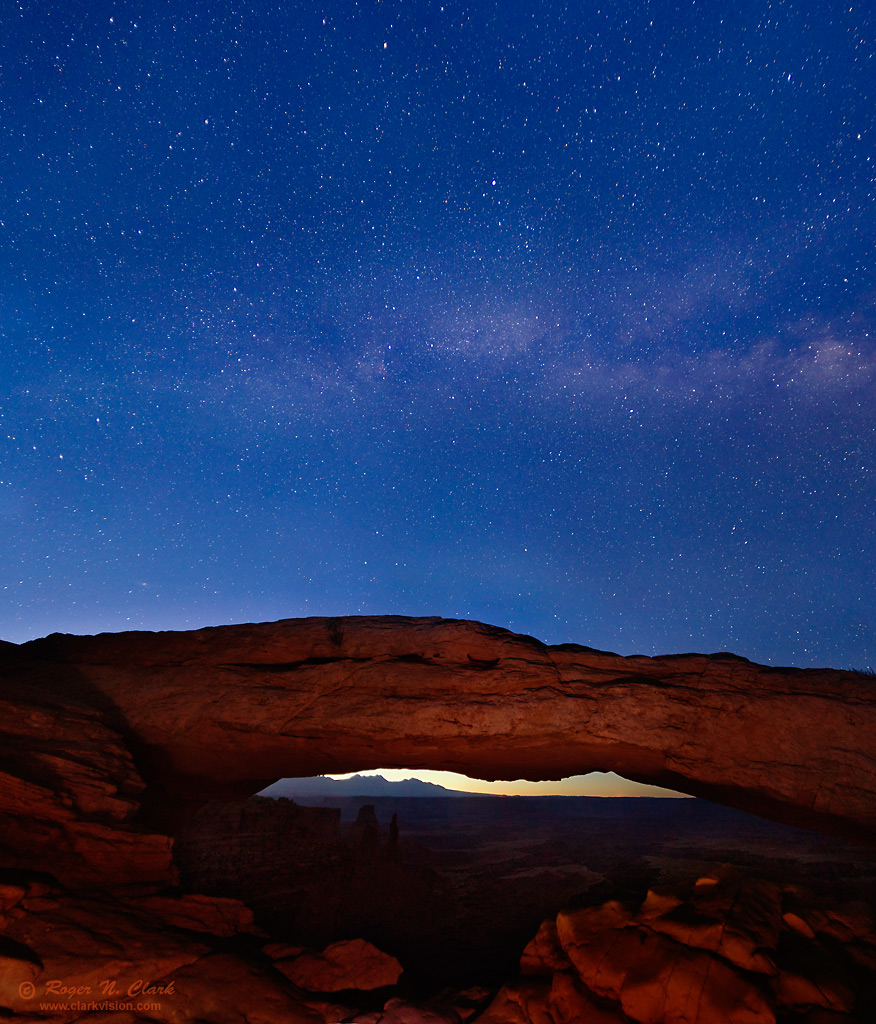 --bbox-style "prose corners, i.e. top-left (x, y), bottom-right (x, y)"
top-left (172, 796), bottom-right (347, 946)
top-left (173, 795), bottom-right (448, 957)
top-left (478, 867), bottom-right (876, 1024)
top-left (0, 644), bottom-right (174, 889)
top-left (2, 616), bottom-right (875, 1023)
top-left (9, 615), bottom-right (876, 859)
top-left (0, 878), bottom-right (328, 1022)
